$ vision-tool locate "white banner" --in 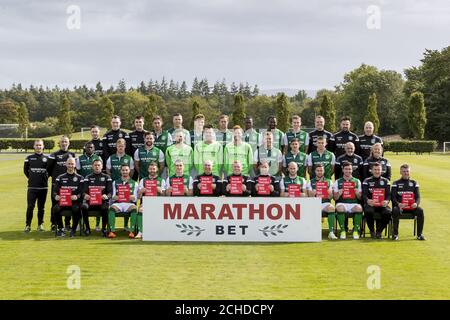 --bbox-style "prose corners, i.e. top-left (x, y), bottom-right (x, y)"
top-left (142, 197), bottom-right (322, 242)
